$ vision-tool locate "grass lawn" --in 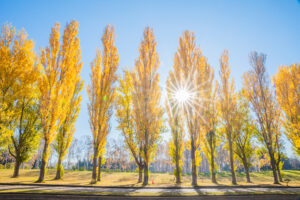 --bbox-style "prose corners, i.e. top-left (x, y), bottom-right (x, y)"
top-left (0, 169), bottom-right (299, 187)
